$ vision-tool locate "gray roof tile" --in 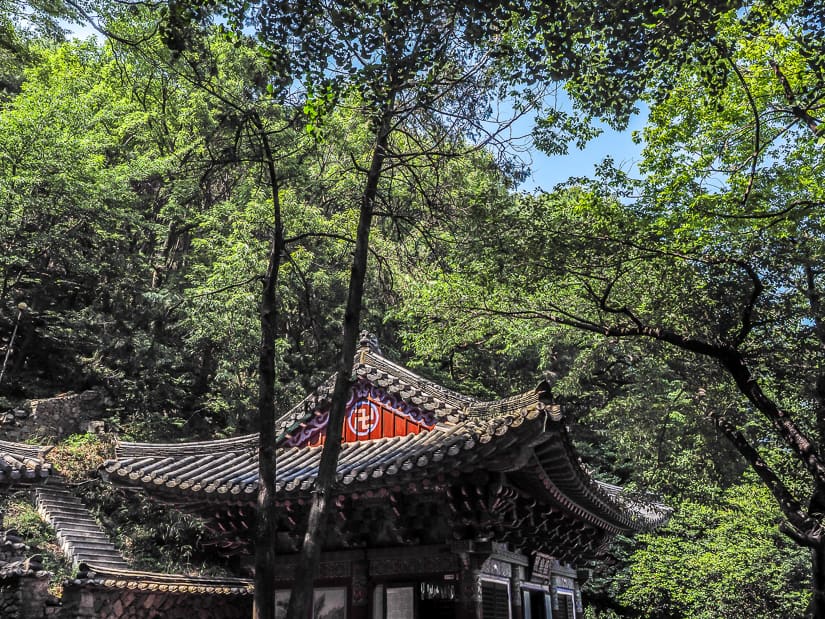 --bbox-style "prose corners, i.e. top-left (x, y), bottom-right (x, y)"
top-left (0, 440), bottom-right (52, 483)
top-left (102, 345), bottom-right (670, 533)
